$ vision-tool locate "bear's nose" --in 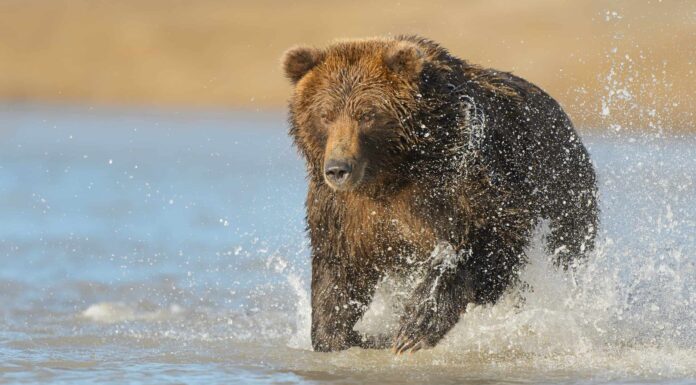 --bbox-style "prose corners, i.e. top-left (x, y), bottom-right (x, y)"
top-left (324, 159), bottom-right (352, 186)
